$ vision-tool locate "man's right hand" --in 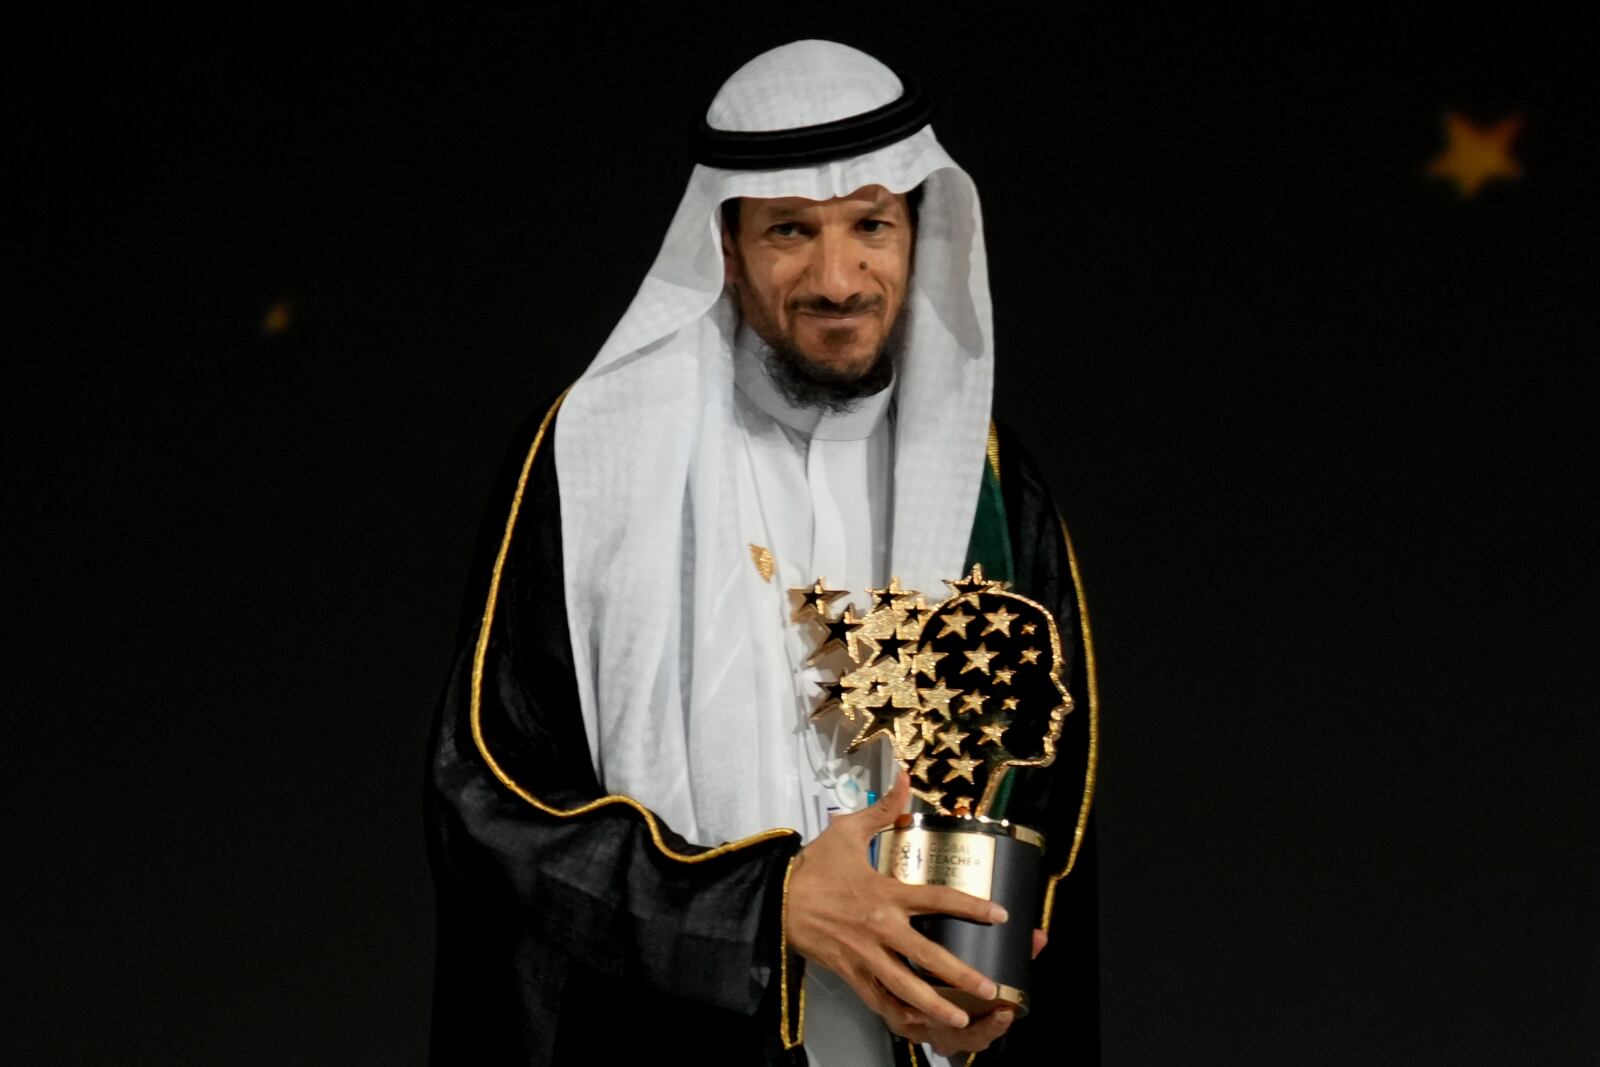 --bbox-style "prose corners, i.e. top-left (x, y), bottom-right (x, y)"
top-left (784, 770), bottom-right (1009, 1042)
